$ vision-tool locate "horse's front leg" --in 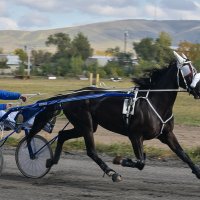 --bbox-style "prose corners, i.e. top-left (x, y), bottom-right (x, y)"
top-left (83, 127), bottom-right (122, 182)
top-left (158, 131), bottom-right (200, 179)
top-left (120, 135), bottom-right (146, 170)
